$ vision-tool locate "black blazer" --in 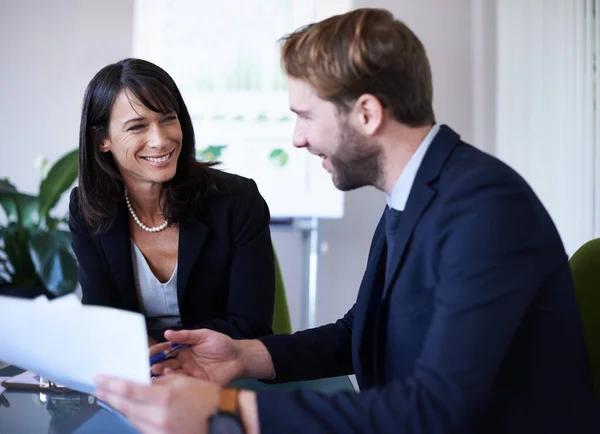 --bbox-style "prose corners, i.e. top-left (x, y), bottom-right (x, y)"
top-left (68, 175), bottom-right (275, 341)
top-left (256, 125), bottom-right (600, 433)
